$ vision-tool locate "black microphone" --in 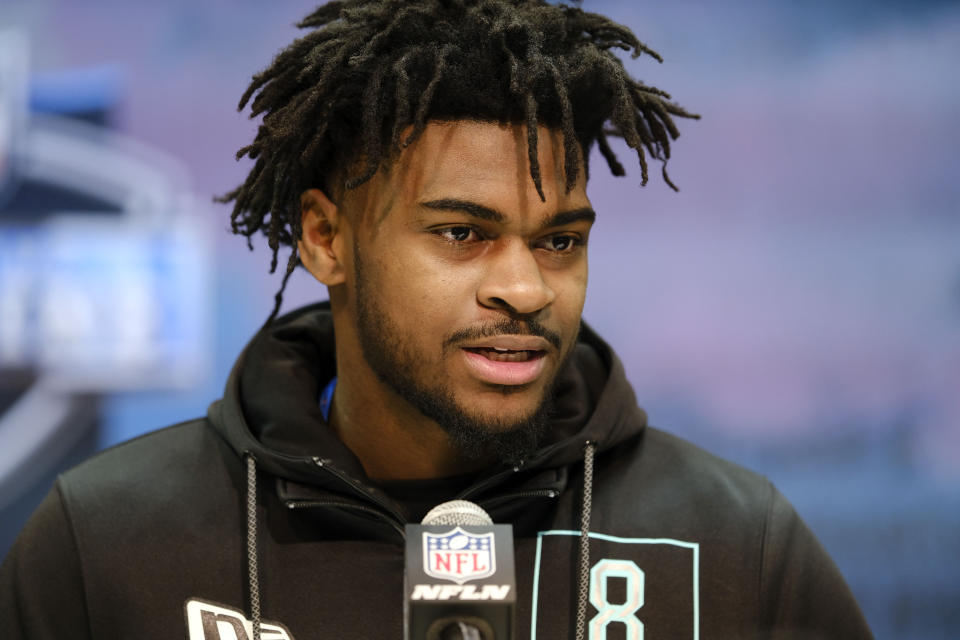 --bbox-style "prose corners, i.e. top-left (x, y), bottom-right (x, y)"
top-left (404, 500), bottom-right (516, 640)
